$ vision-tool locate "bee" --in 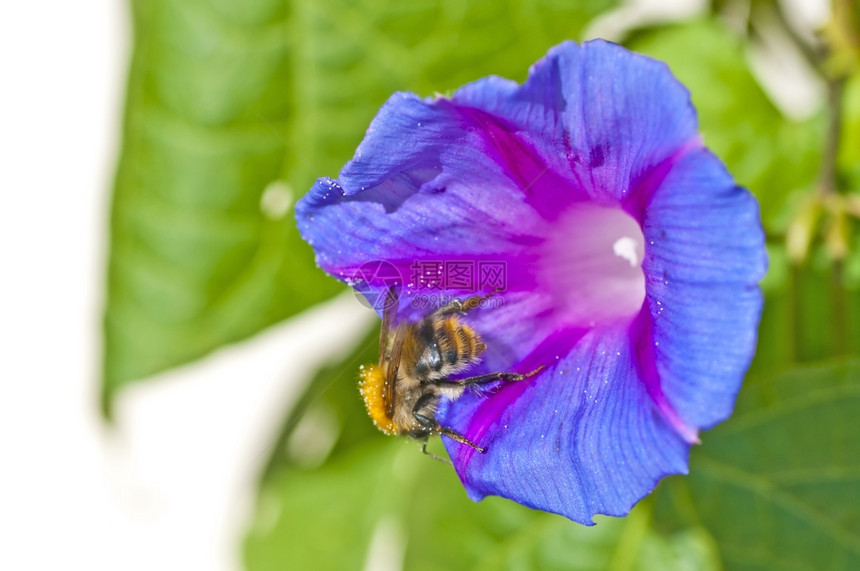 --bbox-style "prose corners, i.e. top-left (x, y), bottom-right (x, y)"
top-left (358, 287), bottom-right (542, 457)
